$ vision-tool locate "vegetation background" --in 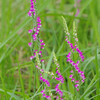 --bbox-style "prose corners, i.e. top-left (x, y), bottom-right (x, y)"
top-left (0, 0), bottom-right (100, 100)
